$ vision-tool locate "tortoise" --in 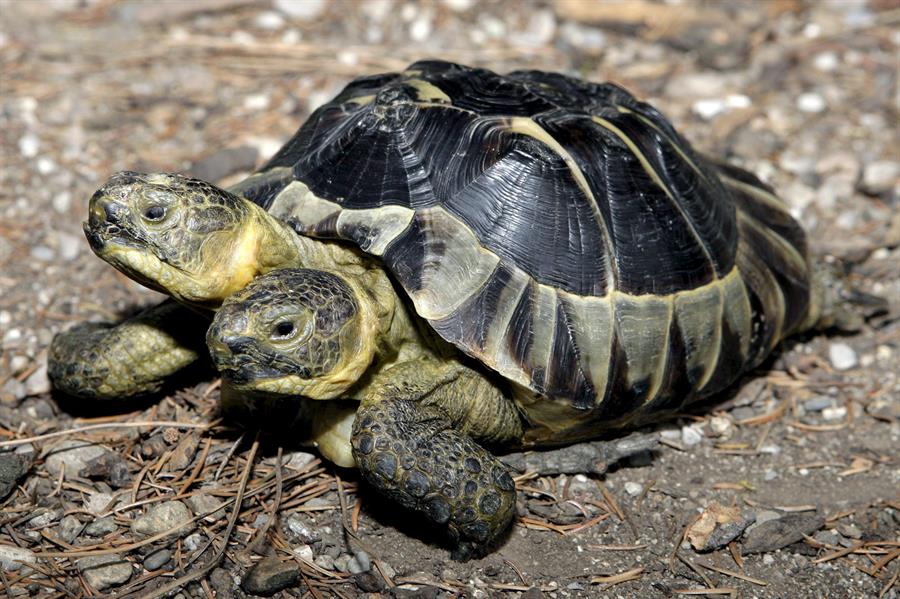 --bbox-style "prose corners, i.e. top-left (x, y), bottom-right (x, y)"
top-left (49, 60), bottom-right (838, 558)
